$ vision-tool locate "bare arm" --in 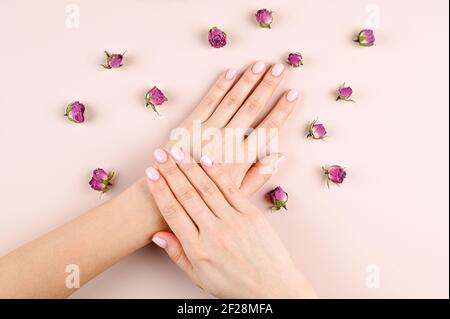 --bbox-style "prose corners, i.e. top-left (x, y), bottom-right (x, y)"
top-left (0, 179), bottom-right (165, 298)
